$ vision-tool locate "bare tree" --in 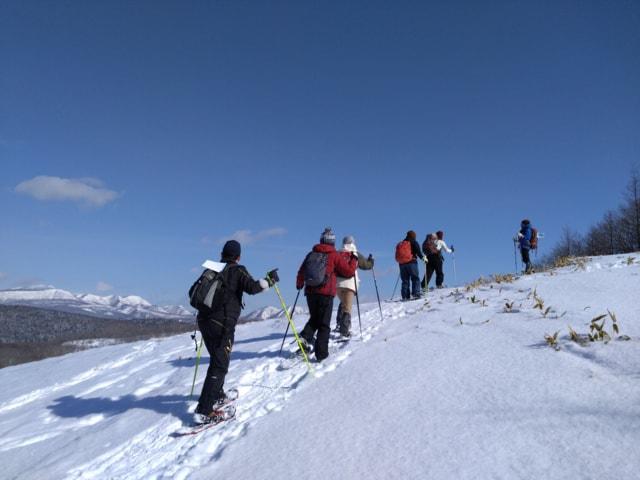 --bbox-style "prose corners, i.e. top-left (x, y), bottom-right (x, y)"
top-left (538, 165), bottom-right (640, 266)
top-left (622, 166), bottom-right (640, 251)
